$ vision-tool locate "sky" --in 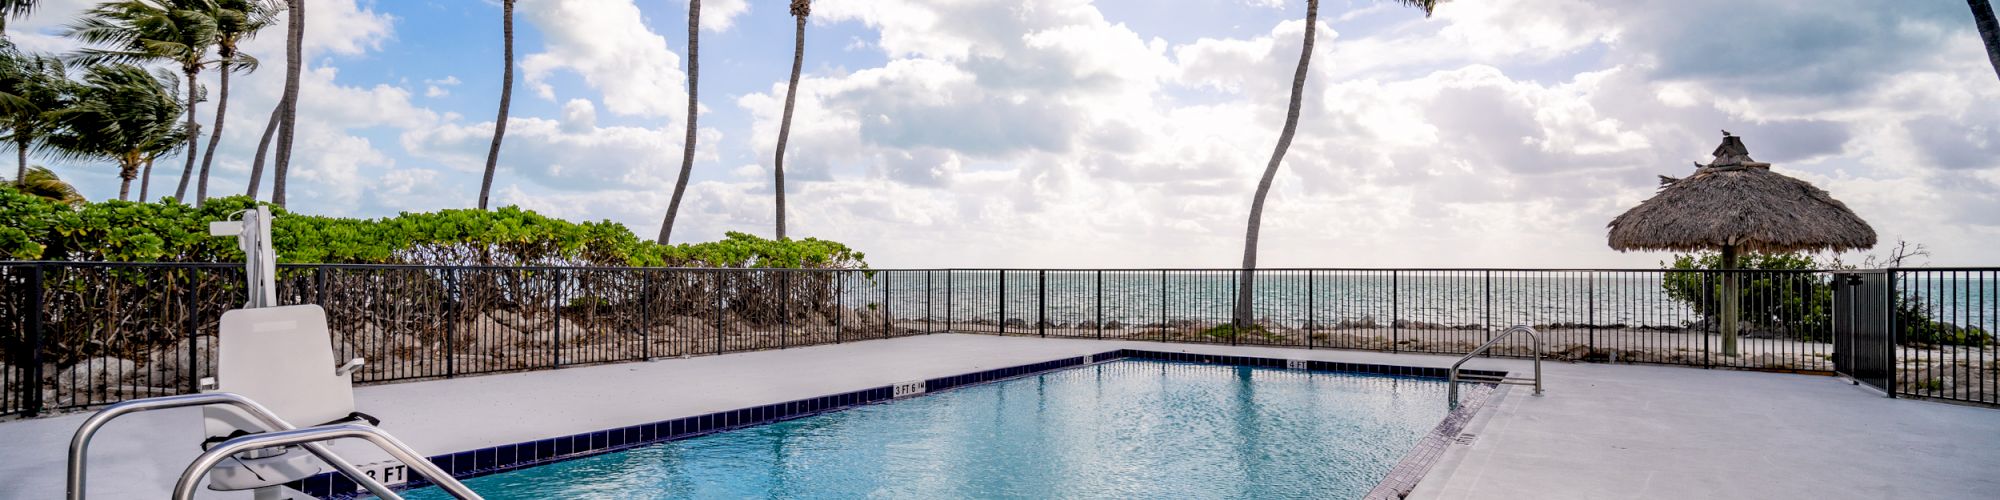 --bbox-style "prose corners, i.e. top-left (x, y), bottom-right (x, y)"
top-left (6, 0), bottom-right (1998, 268)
